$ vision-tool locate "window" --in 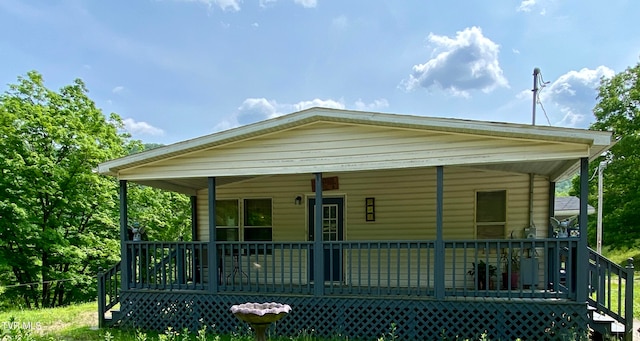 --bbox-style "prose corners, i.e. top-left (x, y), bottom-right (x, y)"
top-left (214, 198), bottom-right (273, 242)
top-left (475, 190), bottom-right (506, 239)
top-left (215, 200), bottom-right (239, 241)
top-left (244, 198), bottom-right (273, 241)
